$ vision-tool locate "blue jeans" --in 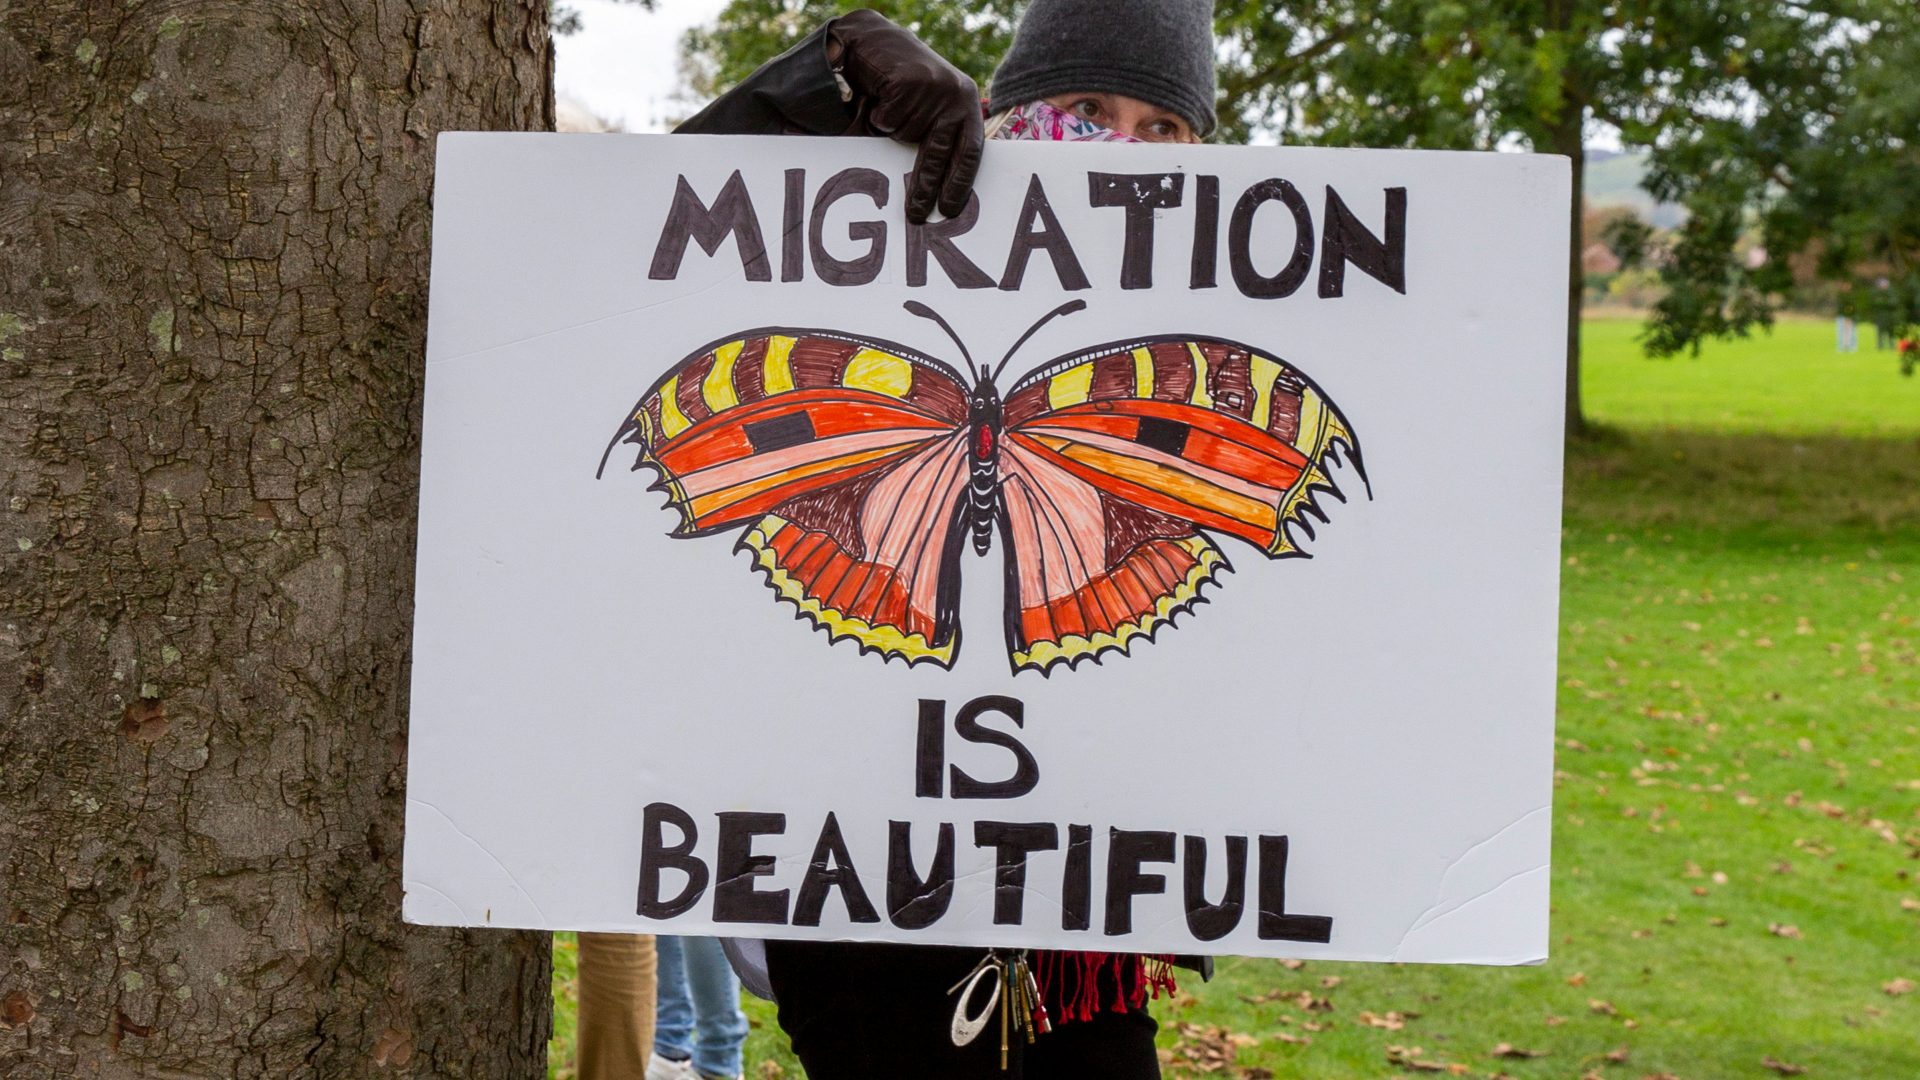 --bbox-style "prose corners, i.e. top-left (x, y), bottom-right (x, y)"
top-left (655, 936), bottom-right (748, 1078)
